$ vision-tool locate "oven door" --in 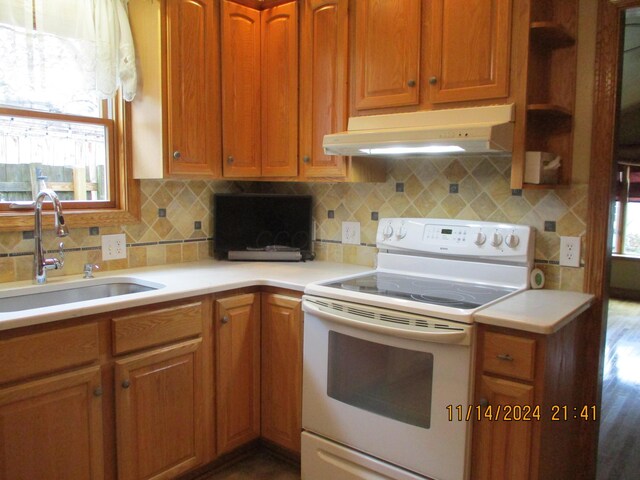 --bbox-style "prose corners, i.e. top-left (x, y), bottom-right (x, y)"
top-left (302, 297), bottom-right (473, 480)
